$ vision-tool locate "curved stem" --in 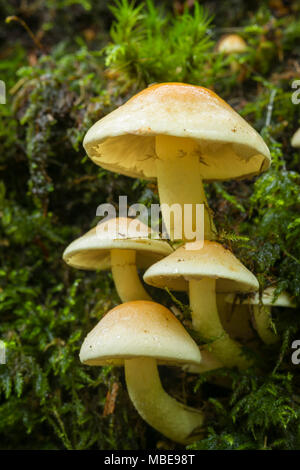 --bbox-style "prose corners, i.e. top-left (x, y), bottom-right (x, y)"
top-left (189, 279), bottom-right (251, 369)
top-left (155, 135), bottom-right (215, 241)
top-left (252, 305), bottom-right (278, 344)
top-left (125, 357), bottom-right (204, 444)
top-left (111, 249), bottom-right (151, 302)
